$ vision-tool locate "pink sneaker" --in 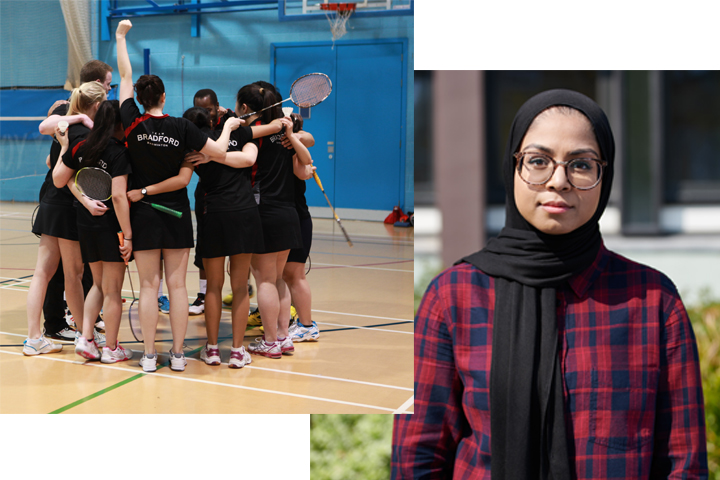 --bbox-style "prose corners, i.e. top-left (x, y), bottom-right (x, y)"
top-left (229, 346), bottom-right (252, 369)
top-left (75, 336), bottom-right (100, 361)
top-left (101, 344), bottom-right (133, 363)
top-left (248, 337), bottom-right (281, 359)
top-left (278, 336), bottom-right (294, 355)
top-left (200, 343), bottom-right (221, 366)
